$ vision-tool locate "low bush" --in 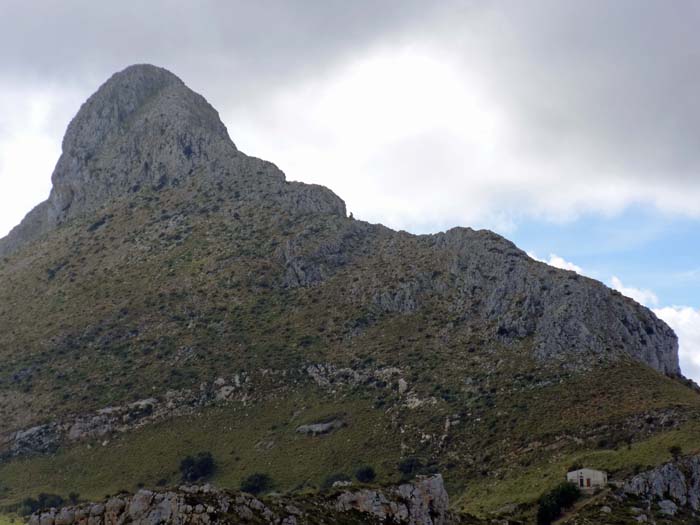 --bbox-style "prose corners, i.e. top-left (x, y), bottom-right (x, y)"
top-left (355, 466), bottom-right (376, 483)
top-left (398, 457), bottom-right (423, 479)
top-left (536, 482), bottom-right (580, 525)
top-left (16, 493), bottom-right (65, 516)
top-left (179, 452), bottom-right (216, 482)
top-left (669, 445), bottom-right (683, 459)
top-left (240, 473), bottom-right (273, 495)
